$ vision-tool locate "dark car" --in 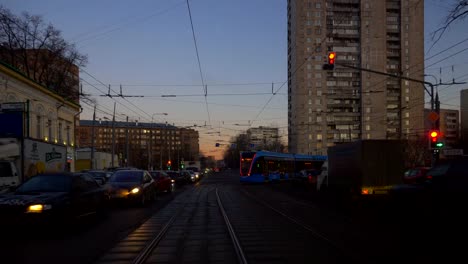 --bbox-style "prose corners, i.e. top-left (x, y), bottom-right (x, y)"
top-left (166, 171), bottom-right (186, 185)
top-left (390, 157), bottom-right (468, 208)
top-left (292, 169), bottom-right (321, 188)
top-left (150, 170), bottom-right (173, 193)
top-left (180, 170), bottom-right (197, 183)
top-left (106, 170), bottom-right (156, 206)
top-left (82, 170), bottom-right (107, 185)
top-left (403, 167), bottom-right (431, 184)
top-left (0, 173), bottom-right (108, 226)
